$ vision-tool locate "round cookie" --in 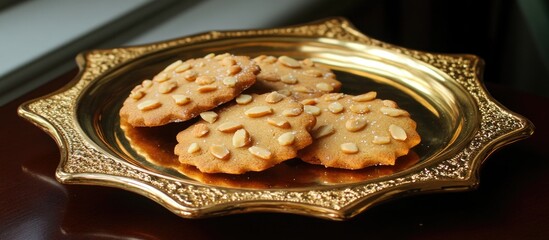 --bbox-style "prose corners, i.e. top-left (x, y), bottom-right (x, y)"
top-left (120, 53), bottom-right (260, 127)
top-left (174, 92), bottom-right (316, 174)
top-left (298, 92), bottom-right (421, 169)
top-left (249, 55), bottom-right (342, 100)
